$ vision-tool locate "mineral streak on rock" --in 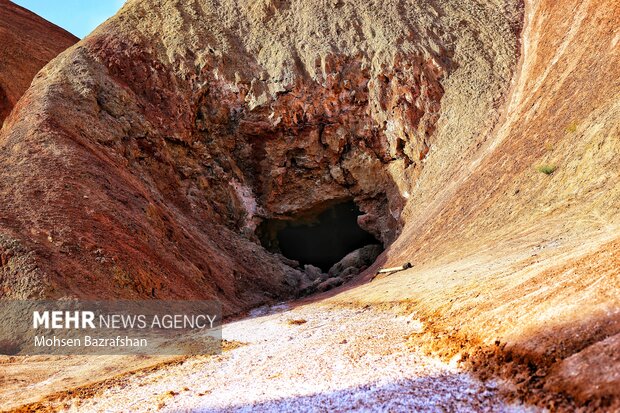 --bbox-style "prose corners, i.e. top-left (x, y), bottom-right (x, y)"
top-left (0, 0), bottom-right (78, 125)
